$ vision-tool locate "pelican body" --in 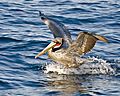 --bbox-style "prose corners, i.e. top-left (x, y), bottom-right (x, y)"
top-left (35, 12), bottom-right (108, 68)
